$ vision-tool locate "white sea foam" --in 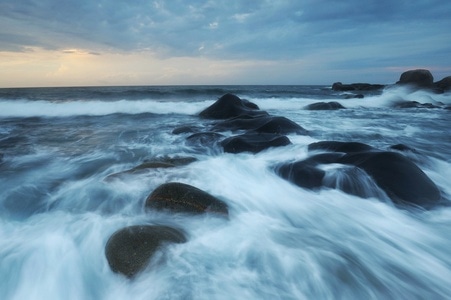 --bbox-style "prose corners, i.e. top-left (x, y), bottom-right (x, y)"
top-left (0, 99), bottom-right (212, 117)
